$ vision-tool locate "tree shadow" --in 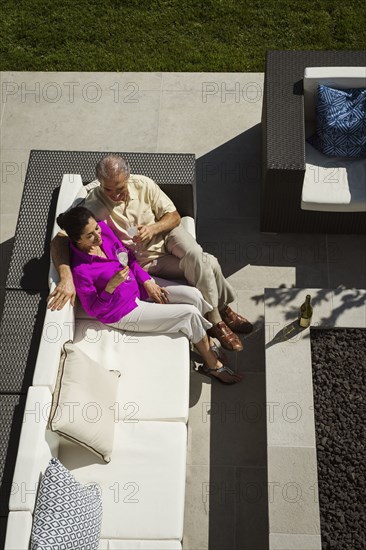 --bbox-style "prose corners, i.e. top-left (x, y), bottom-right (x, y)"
top-left (261, 287), bottom-right (365, 328)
